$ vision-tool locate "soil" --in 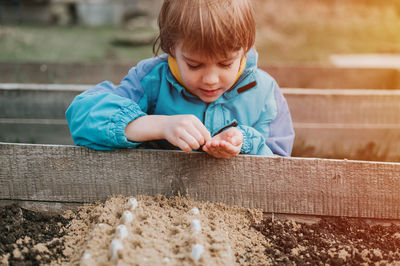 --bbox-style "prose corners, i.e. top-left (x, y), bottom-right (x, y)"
top-left (57, 195), bottom-right (269, 265)
top-left (255, 217), bottom-right (400, 265)
top-left (1, 196), bottom-right (400, 265)
top-left (0, 204), bottom-right (71, 266)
